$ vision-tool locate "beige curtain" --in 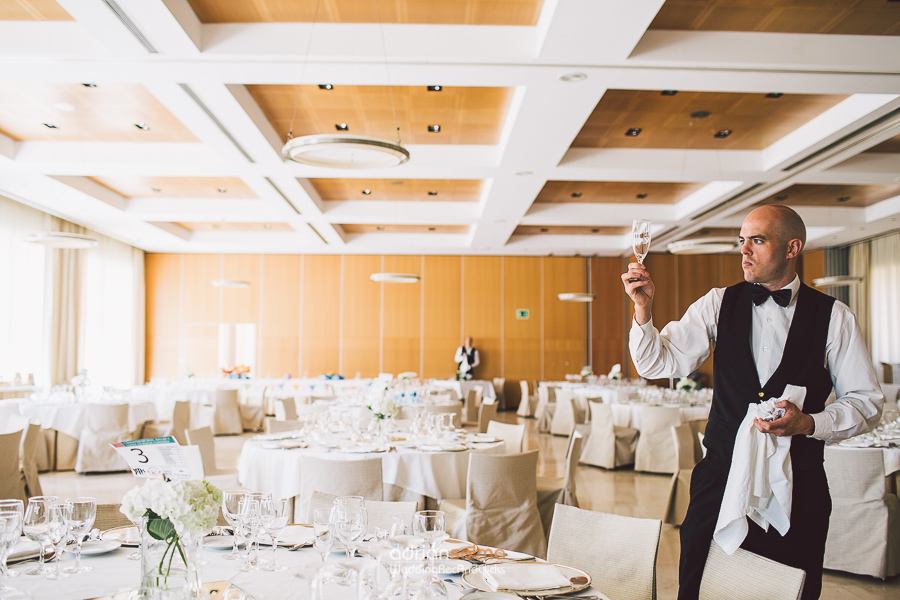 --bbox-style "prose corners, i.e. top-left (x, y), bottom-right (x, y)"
top-left (848, 240), bottom-right (870, 350)
top-left (869, 232), bottom-right (900, 365)
top-left (50, 218), bottom-right (87, 385)
top-left (133, 247), bottom-right (145, 385)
